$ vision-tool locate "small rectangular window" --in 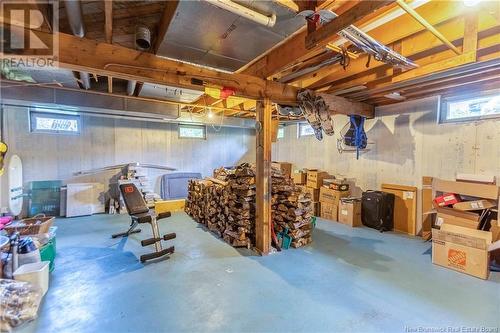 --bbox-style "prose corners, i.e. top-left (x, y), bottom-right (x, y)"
top-left (298, 123), bottom-right (314, 138)
top-left (277, 127), bottom-right (285, 139)
top-left (178, 124), bottom-right (206, 139)
top-left (30, 111), bottom-right (81, 134)
top-left (440, 92), bottom-right (500, 123)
